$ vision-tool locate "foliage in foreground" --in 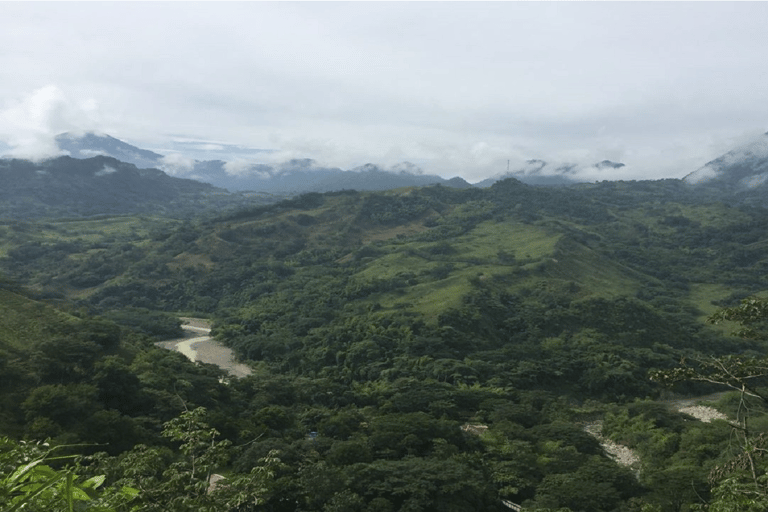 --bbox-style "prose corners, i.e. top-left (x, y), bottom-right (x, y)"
top-left (0, 435), bottom-right (136, 511)
top-left (1, 408), bottom-right (278, 511)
